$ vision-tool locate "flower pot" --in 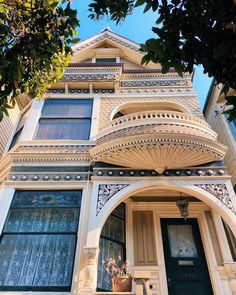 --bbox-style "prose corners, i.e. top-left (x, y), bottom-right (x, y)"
top-left (111, 276), bottom-right (132, 292)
